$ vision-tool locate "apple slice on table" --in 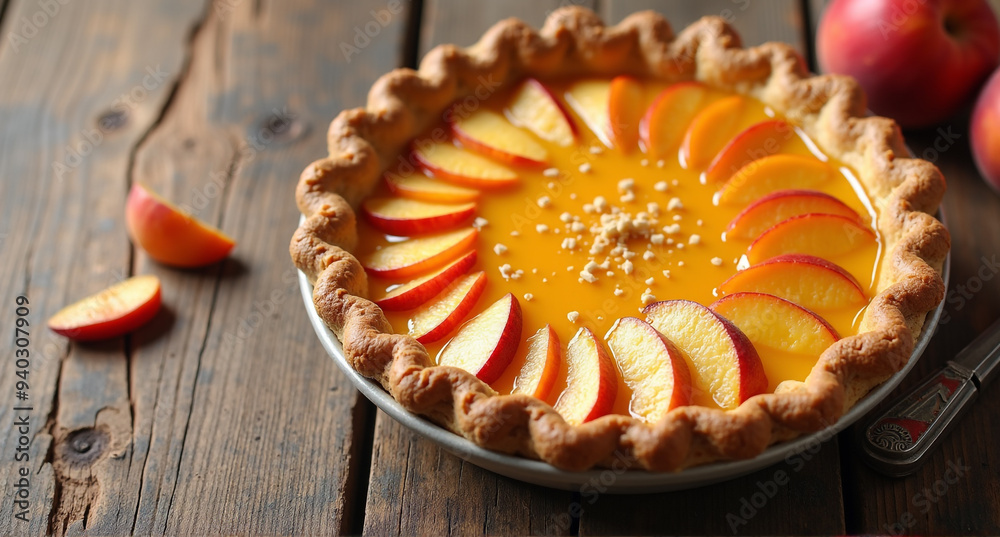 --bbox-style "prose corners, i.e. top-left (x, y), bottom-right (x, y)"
top-left (126, 183), bottom-right (235, 268)
top-left (360, 227), bottom-right (477, 279)
top-left (48, 275), bottom-right (161, 341)
top-left (719, 254), bottom-right (866, 311)
top-left (385, 172), bottom-right (479, 203)
top-left (714, 154), bottom-right (833, 206)
top-left (412, 141), bottom-right (519, 188)
top-left (373, 250), bottom-right (477, 311)
top-left (605, 317), bottom-right (692, 422)
top-left (554, 328), bottom-right (618, 425)
top-left (564, 79), bottom-right (613, 147)
top-left (680, 95), bottom-right (747, 170)
top-left (505, 78), bottom-right (577, 147)
top-left (746, 213), bottom-right (877, 264)
top-left (437, 293), bottom-right (522, 384)
top-left (726, 189), bottom-right (862, 240)
top-left (639, 82), bottom-right (709, 159)
top-left (710, 292), bottom-right (839, 356)
top-left (362, 197), bottom-right (476, 236)
top-left (451, 109), bottom-right (549, 167)
top-left (704, 120), bottom-right (799, 184)
top-left (608, 75), bottom-right (645, 152)
top-left (512, 325), bottom-right (561, 400)
top-left (642, 300), bottom-right (766, 410)
top-left (408, 271), bottom-right (487, 343)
